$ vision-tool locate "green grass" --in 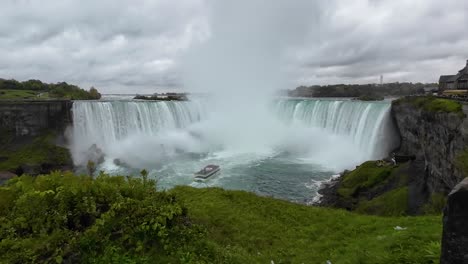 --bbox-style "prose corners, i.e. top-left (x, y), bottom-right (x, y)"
top-left (0, 173), bottom-right (443, 263)
top-left (422, 193), bottom-right (448, 215)
top-left (172, 186), bottom-right (441, 263)
top-left (394, 96), bottom-right (464, 117)
top-left (0, 132), bottom-right (71, 172)
top-left (0, 90), bottom-right (51, 100)
top-left (338, 161), bottom-right (394, 198)
top-left (0, 89), bottom-right (39, 99)
top-left (356, 187), bottom-right (409, 216)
